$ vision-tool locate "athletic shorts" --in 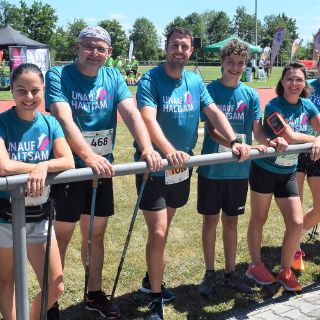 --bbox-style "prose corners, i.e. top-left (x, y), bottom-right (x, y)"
top-left (249, 162), bottom-right (299, 198)
top-left (297, 153), bottom-right (320, 177)
top-left (135, 170), bottom-right (192, 211)
top-left (197, 175), bottom-right (248, 216)
top-left (0, 219), bottom-right (55, 248)
top-left (51, 178), bottom-right (114, 222)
